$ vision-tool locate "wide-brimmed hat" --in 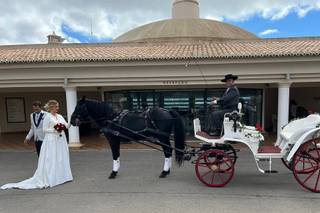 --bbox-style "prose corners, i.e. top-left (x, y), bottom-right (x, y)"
top-left (221, 74), bottom-right (238, 82)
